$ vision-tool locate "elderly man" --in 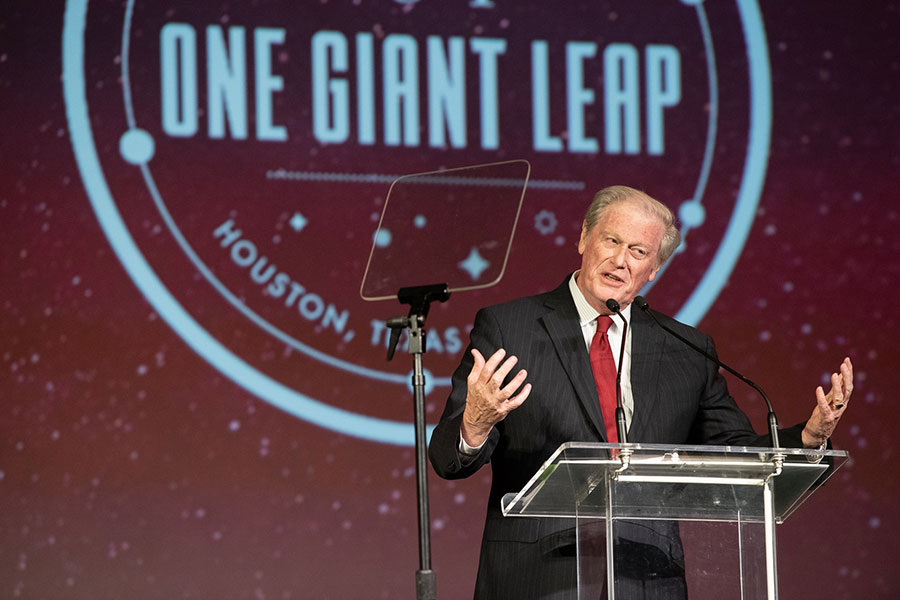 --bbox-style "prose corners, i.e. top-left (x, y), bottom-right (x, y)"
top-left (429, 186), bottom-right (852, 599)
